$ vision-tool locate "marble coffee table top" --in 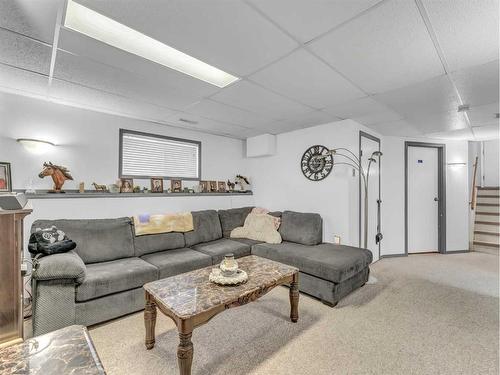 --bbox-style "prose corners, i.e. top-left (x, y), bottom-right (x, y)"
top-left (0, 325), bottom-right (105, 375)
top-left (144, 255), bottom-right (298, 319)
